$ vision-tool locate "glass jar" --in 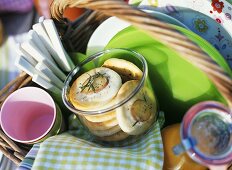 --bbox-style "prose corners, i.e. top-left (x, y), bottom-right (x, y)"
top-left (62, 48), bottom-right (158, 141)
top-left (173, 101), bottom-right (232, 167)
